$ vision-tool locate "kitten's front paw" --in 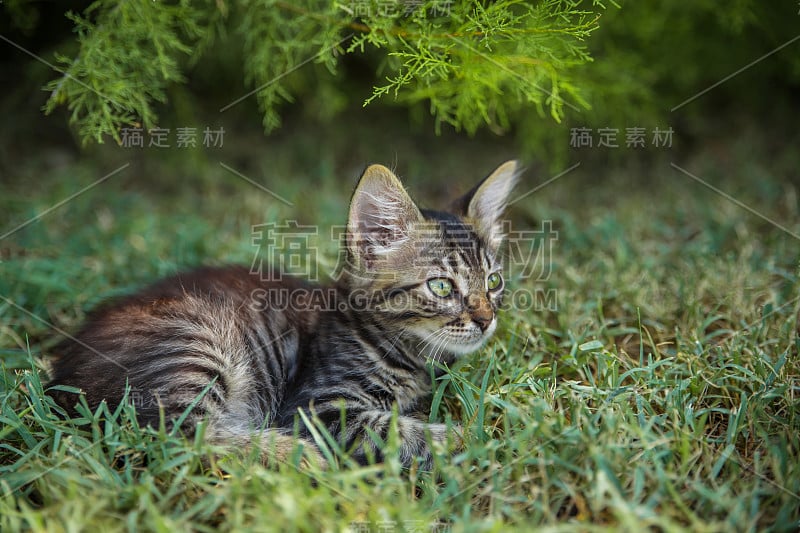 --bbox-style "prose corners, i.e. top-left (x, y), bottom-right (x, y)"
top-left (404, 423), bottom-right (463, 471)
